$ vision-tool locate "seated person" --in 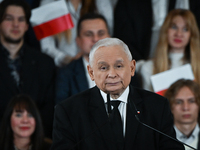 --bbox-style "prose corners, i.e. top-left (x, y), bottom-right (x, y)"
top-left (0, 94), bottom-right (51, 150)
top-left (138, 9), bottom-right (200, 91)
top-left (165, 79), bottom-right (200, 150)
